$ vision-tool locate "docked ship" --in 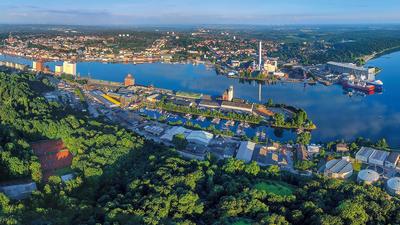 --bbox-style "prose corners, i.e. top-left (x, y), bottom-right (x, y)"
top-left (342, 78), bottom-right (375, 92)
top-left (366, 80), bottom-right (384, 91)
